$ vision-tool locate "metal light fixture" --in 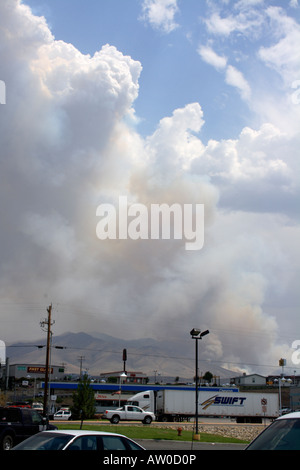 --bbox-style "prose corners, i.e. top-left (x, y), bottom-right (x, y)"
top-left (190, 328), bottom-right (201, 337)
